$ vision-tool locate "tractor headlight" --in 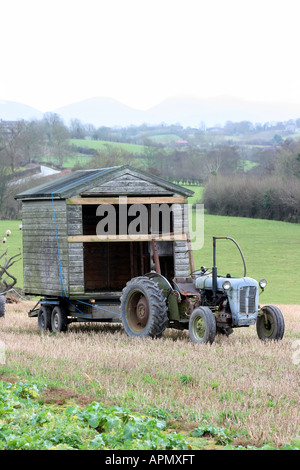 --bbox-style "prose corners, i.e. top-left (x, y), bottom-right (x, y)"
top-left (259, 278), bottom-right (267, 289)
top-left (222, 280), bottom-right (231, 291)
